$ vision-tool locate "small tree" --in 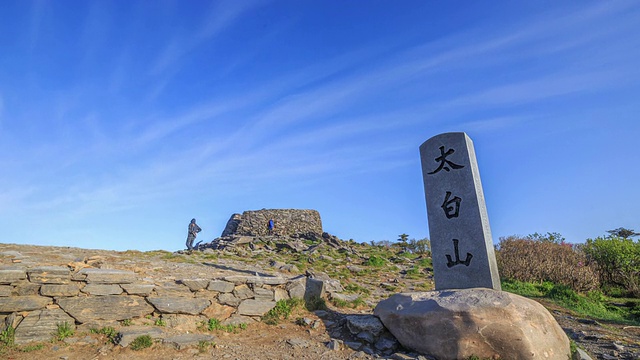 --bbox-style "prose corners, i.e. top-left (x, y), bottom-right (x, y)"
top-left (525, 232), bottom-right (566, 244)
top-left (606, 227), bottom-right (640, 239)
top-left (397, 234), bottom-right (409, 252)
